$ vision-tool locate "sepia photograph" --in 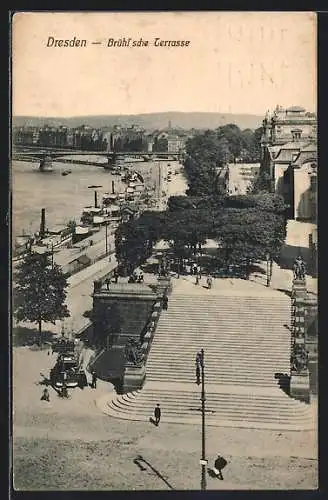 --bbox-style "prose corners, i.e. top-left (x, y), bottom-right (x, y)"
top-left (11, 11), bottom-right (317, 490)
